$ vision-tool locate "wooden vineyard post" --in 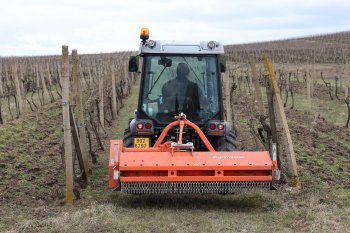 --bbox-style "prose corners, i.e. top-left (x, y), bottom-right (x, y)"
top-left (72, 49), bottom-right (89, 181)
top-left (39, 65), bottom-right (50, 104)
top-left (247, 68), bottom-right (253, 95)
top-left (61, 45), bottom-right (74, 204)
top-left (224, 65), bottom-right (232, 123)
top-left (0, 64), bottom-right (3, 95)
top-left (46, 63), bottom-right (55, 102)
top-left (263, 57), bottom-right (300, 186)
top-left (19, 64), bottom-right (25, 105)
top-left (248, 55), bottom-right (265, 115)
top-left (35, 64), bottom-right (43, 106)
top-left (13, 64), bottom-right (24, 114)
top-left (123, 61), bottom-right (129, 95)
top-left (69, 106), bottom-right (87, 181)
top-left (312, 64), bottom-right (315, 100)
top-left (0, 97), bottom-right (2, 124)
top-left (111, 68), bottom-right (118, 119)
top-left (99, 70), bottom-right (105, 128)
top-left (345, 59), bottom-right (349, 99)
top-left (0, 64), bottom-right (3, 123)
top-left (46, 63), bottom-right (53, 87)
top-left (57, 61), bottom-right (62, 86)
top-left (306, 62), bottom-right (312, 111)
top-left (267, 82), bottom-right (278, 151)
top-left (346, 87), bottom-right (350, 128)
top-left (0, 64), bottom-right (2, 123)
top-left (285, 62), bottom-right (290, 107)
